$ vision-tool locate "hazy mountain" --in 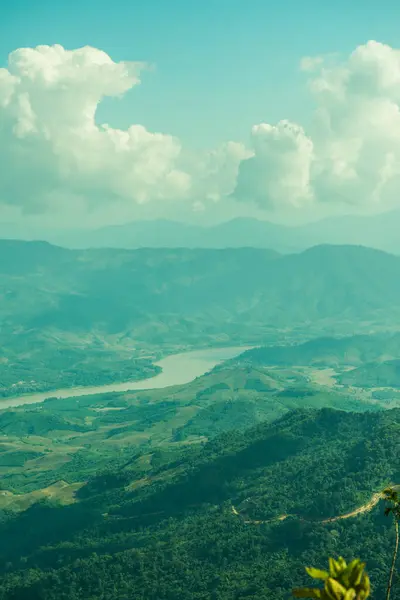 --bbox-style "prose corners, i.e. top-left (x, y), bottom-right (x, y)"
top-left (3, 241), bottom-right (400, 341)
top-left (12, 210), bottom-right (400, 255)
top-left (299, 209), bottom-right (400, 254)
top-left (51, 217), bottom-right (302, 253)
